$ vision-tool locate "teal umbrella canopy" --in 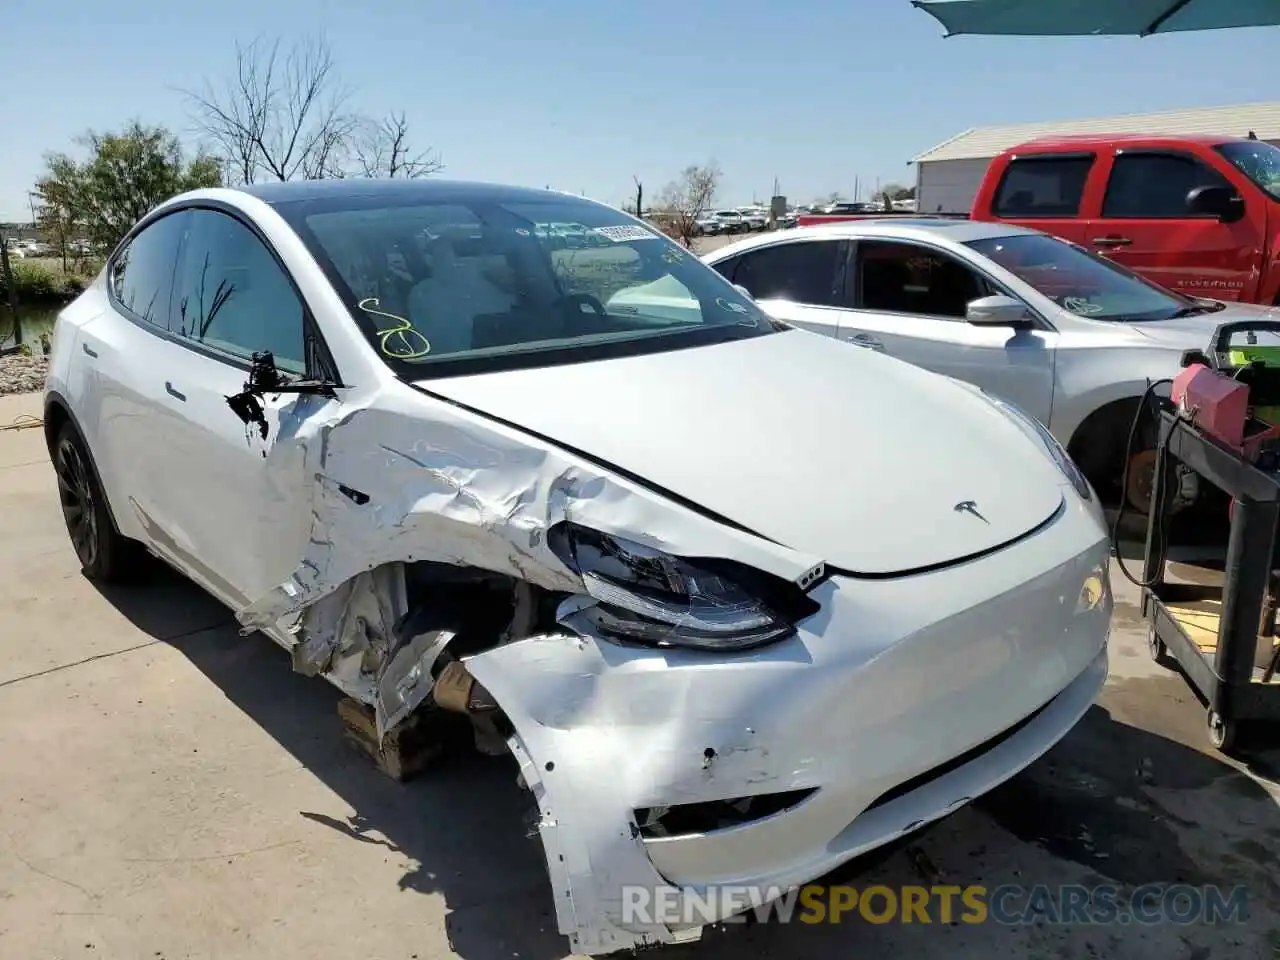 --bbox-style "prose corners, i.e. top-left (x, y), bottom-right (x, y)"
top-left (914, 0), bottom-right (1280, 36)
